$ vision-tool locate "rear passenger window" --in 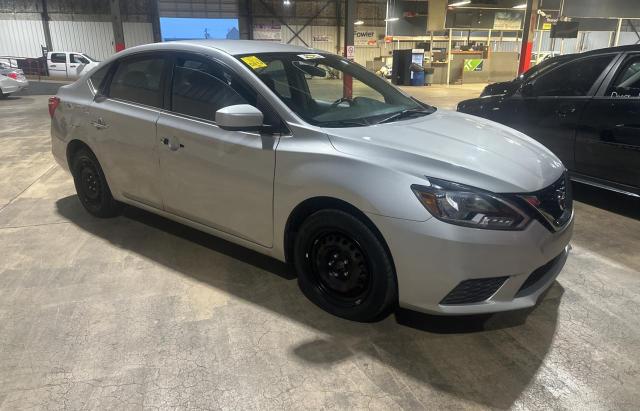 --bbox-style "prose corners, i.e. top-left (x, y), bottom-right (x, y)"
top-left (109, 56), bottom-right (166, 107)
top-left (50, 53), bottom-right (66, 63)
top-left (533, 55), bottom-right (613, 97)
top-left (89, 64), bottom-right (111, 94)
top-left (171, 56), bottom-right (255, 121)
